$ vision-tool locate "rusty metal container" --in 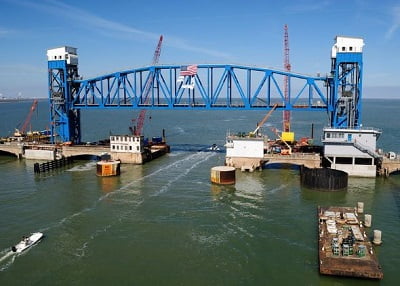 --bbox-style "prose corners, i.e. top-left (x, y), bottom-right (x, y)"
top-left (96, 160), bottom-right (121, 176)
top-left (210, 166), bottom-right (235, 185)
